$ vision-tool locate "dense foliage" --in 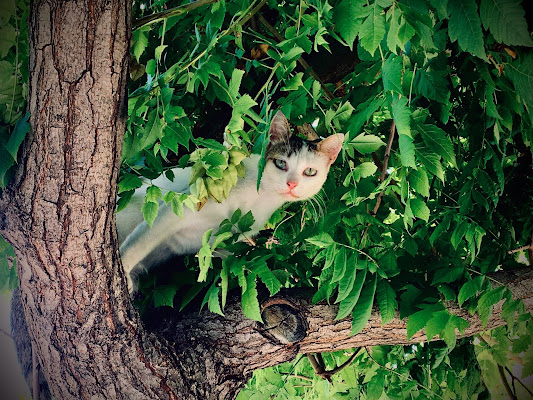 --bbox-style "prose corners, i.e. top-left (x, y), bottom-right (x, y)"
top-left (1, 0), bottom-right (533, 398)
